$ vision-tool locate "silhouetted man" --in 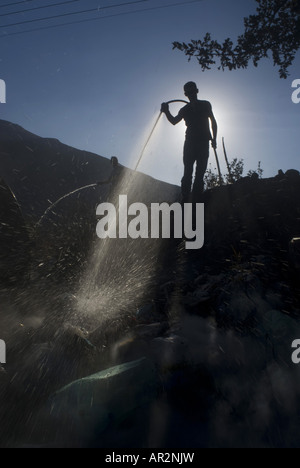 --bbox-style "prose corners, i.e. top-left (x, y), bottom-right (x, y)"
top-left (161, 81), bottom-right (218, 202)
